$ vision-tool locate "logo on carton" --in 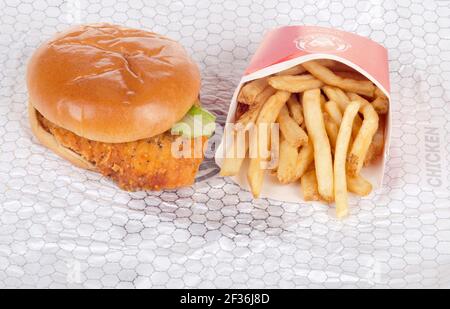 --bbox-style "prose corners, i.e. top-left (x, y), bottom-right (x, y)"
top-left (295, 33), bottom-right (349, 53)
